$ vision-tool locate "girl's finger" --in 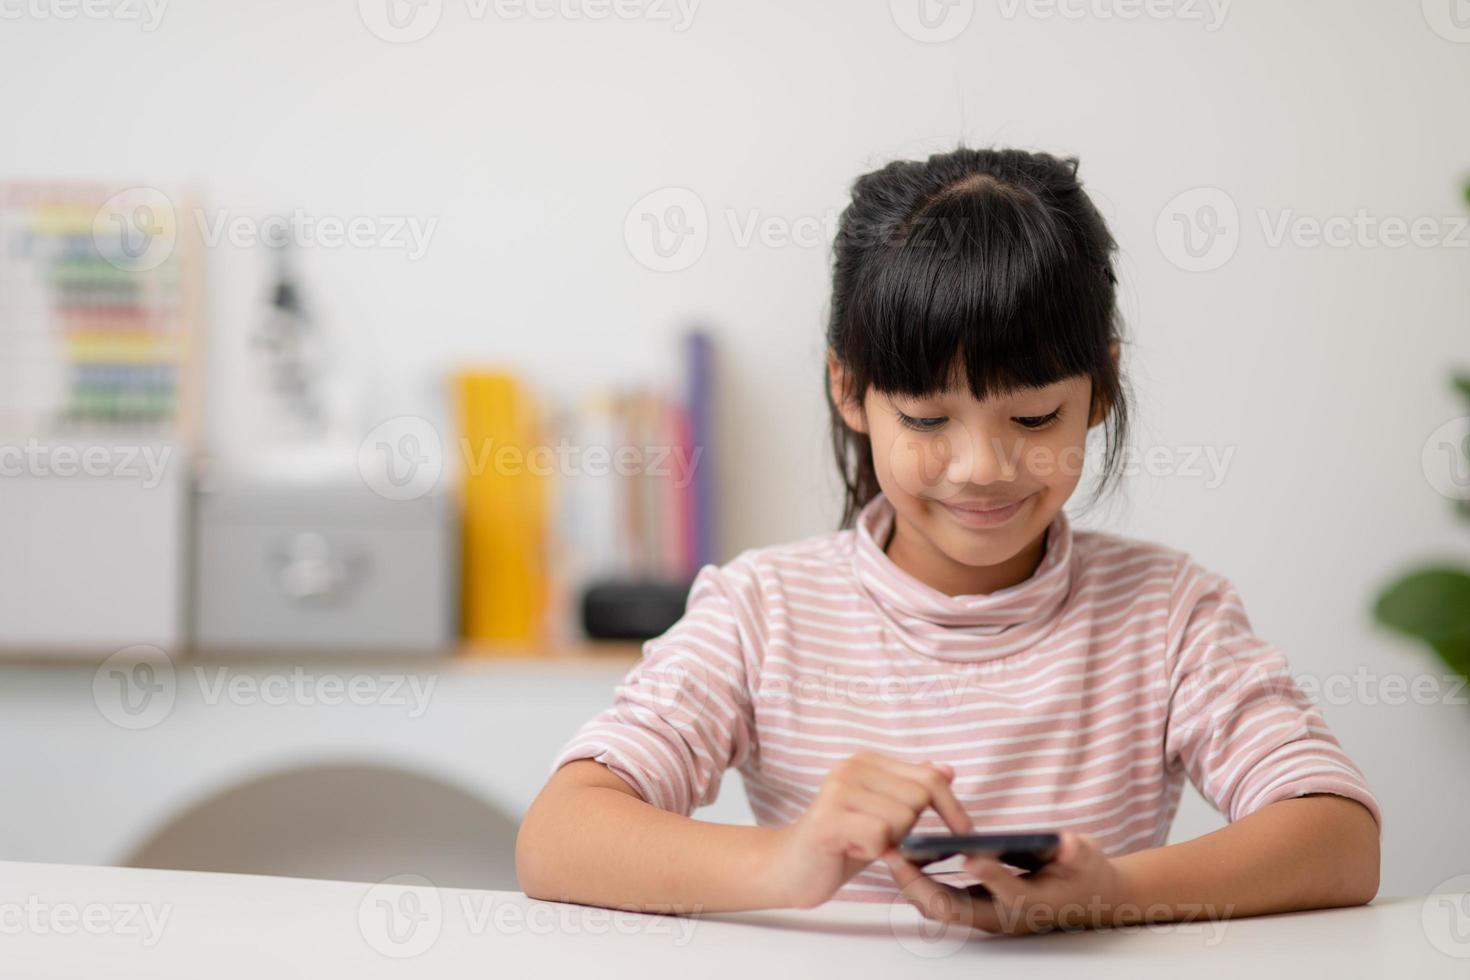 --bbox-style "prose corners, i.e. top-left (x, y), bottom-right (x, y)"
top-left (850, 767), bottom-right (935, 820)
top-left (828, 810), bottom-right (892, 862)
top-left (1051, 830), bottom-right (1089, 870)
top-left (964, 856), bottom-right (1028, 907)
top-left (1026, 830), bottom-right (1087, 880)
top-left (862, 757), bottom-right (973, 834)
top-left (840, 788), bottom-right (920, 838)
top-left (881, 850), bottom-right (975, 924)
